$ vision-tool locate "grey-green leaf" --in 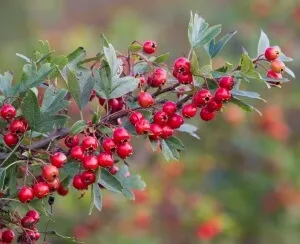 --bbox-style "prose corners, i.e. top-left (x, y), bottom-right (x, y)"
top-left (0, 72), bottom-right (14, 97)
top-left (161, 139), bottom-right (180, 161)
top-left (177, 124), bottom-right (200, 139)
top-left (21, 90), bottom-right (40, 129)
top-left (153, 53), bottom-right (169, 64)
top-left (109, 76), bottom-right (139, 99)
top-left (257, 30), bottom-right (270, 57)
top-left (69, 120), bottom-right (87, 136)
top-left (41, 86), bottom-right (69, 114)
